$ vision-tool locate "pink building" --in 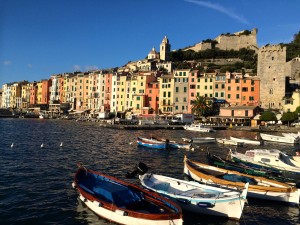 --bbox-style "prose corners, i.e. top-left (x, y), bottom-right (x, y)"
top-left (104, 73), bottom-right (113, 111)
top-left (187, 70), bottom-right (200, 113)
top-left (218, 105), bottom-right (260, 125)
